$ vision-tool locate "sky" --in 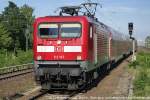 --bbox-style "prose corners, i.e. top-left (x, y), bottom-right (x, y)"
top-left (0, 0), bottom-right (150, 45)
